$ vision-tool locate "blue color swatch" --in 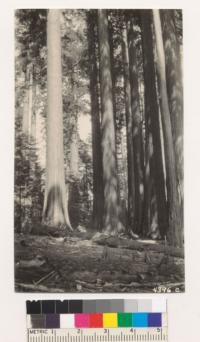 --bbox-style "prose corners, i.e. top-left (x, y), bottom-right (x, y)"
top-left (133, 313), bottom-right (148, 327)
top-left (148, 313), bottom-right (161, 327)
